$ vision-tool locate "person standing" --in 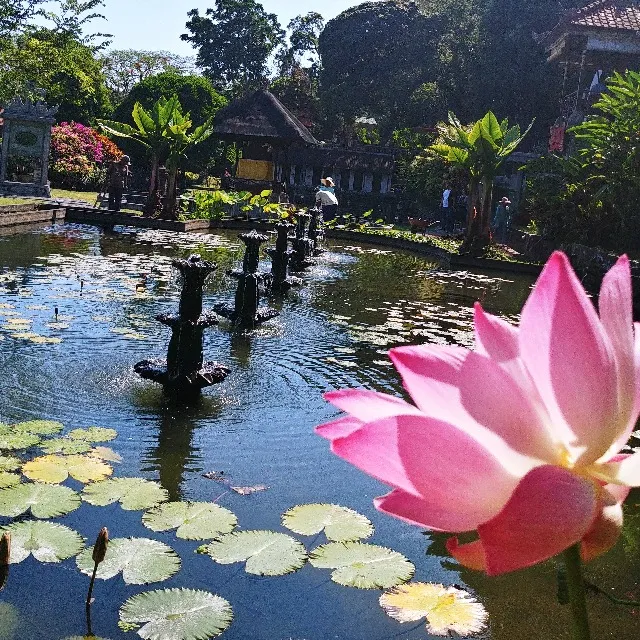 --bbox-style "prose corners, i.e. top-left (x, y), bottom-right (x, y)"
top-left (316, 177), bottom-right (338, 220)
top-left (441, 185), bottom-right (453, 232)
top-left (492, 196), bottom-right (512, 243)
top-left (107, 155), bottom-right (131, 212)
